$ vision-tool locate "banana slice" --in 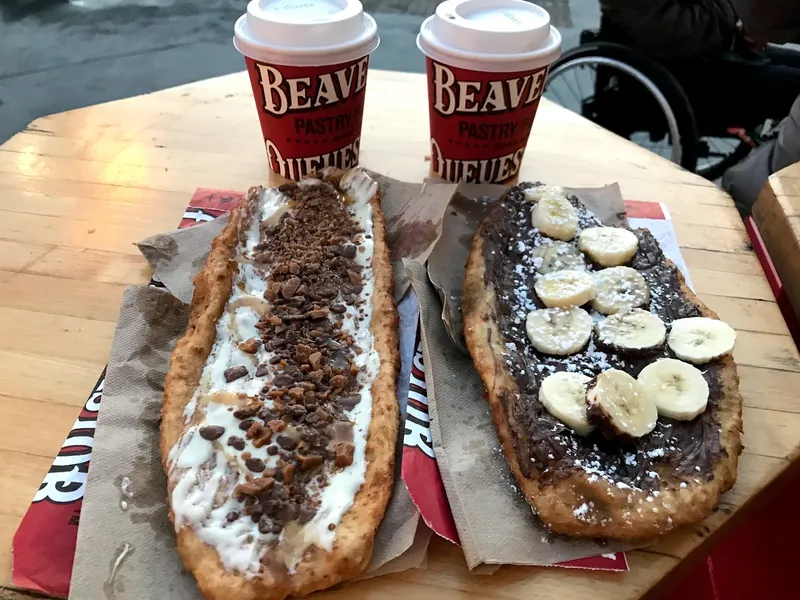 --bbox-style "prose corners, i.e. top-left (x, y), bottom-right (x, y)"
top-left (638, 358), bottom-right (709, 421)
top-left (524, 184), bottom-right (565, 203)
top-left (578, 227), bottom-right (639, 267)
top-left (595, 308), bottom-right (666, 353)
top-left (667, 317), bottom-right (736, 364)
top-left (532, 241), bottom-right (587, 274)
top-left (539, 372), bottom-right (594, 435)
top-left (592, 266), bottom-right (649, 315)
top-left (534, 270), bottom-right (596, 308)
top-left (525, 307), bottom-right (593, 356)
top-left (531, 195), bottom-right (579, 241)
top-left (586, 369), bottom-right (658, 440)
